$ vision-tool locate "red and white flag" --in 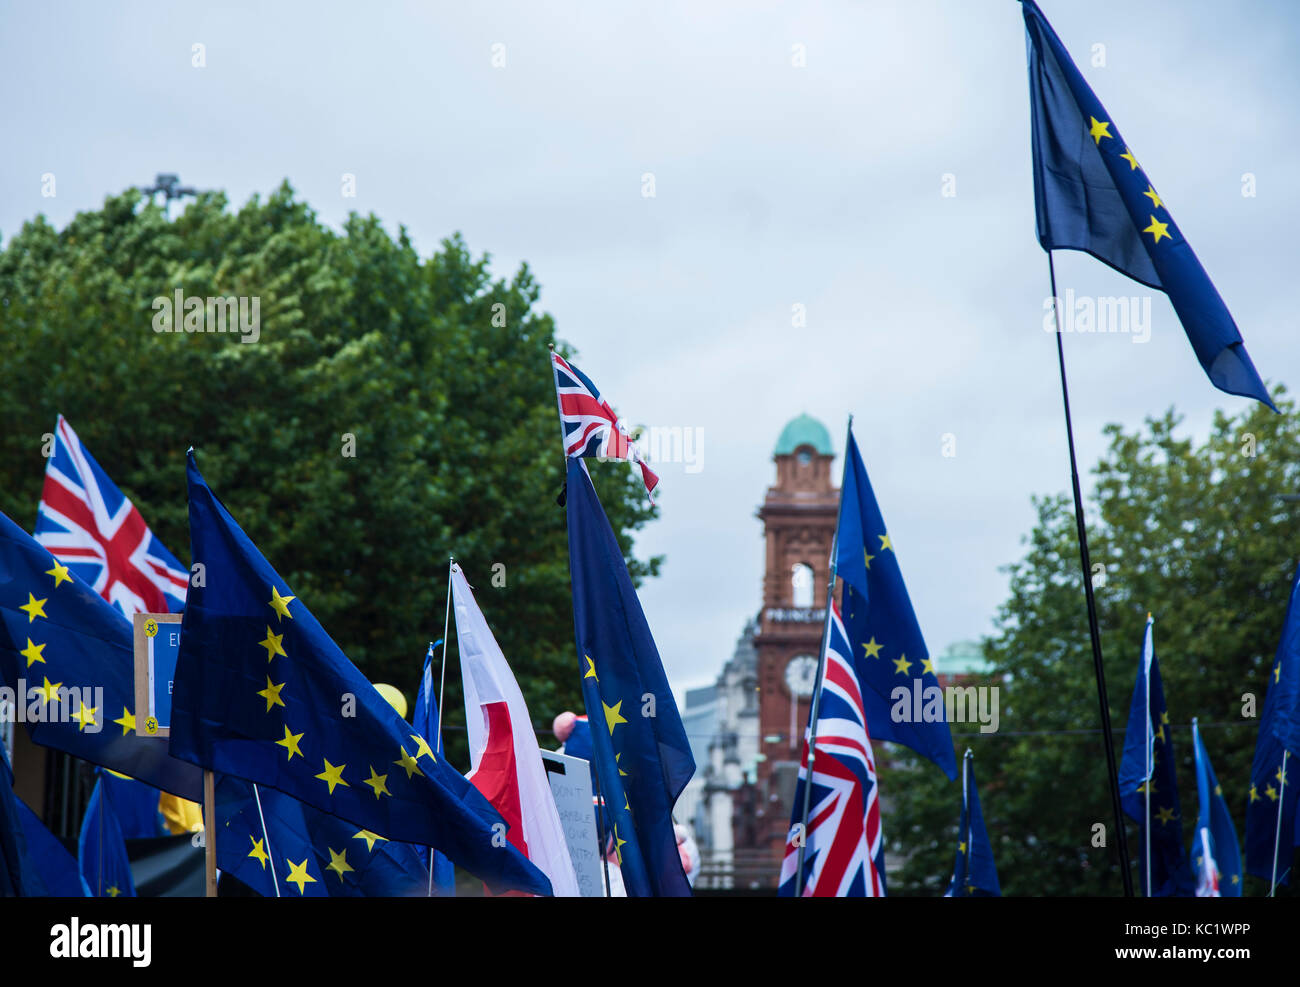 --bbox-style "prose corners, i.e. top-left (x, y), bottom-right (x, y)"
top-left (453, 564), bottom-right (581, 896)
